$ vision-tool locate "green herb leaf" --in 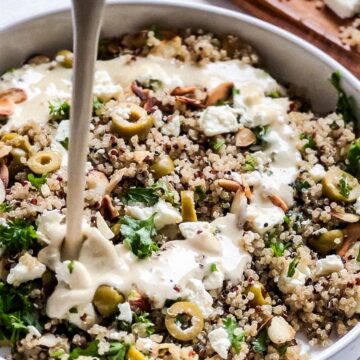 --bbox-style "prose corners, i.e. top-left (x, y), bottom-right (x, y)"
top-left (244, 155), bottom-right (258, 172)
top-left (49, 99), bottom-right (70, 121)
top-left (295, 179), bottom-right (310, 192)
top-left (232, 88), bottom-right (240, 96)
top-left (253, 329), bottom-right (268, 353)
top-left (347, 138), bottom-right (360, 176)
top-left (133, 312), bottom-right (155, 335)
top-left (92, 97), bottom-right (104, 116)
top-left (60, 137), bottom-right (69, 150)
top-left (357, 247), bottom-right (360, 262)
top-left (0, 219), bottom-right (37, 253)
top-left (216, 99), bottom-right (226, 106)
top-left (106, 342), bottom-right (129, 360)
top-left (27, 173), bottom-right (48, 190)
top-left (67, 261), bottom-right (75, 274)
top-left (270, 241), bottom-right (291, 257)
top-left (69, 341), bottom-right (99, 359)
top-left (210, 138), bottom-right (225, 151)
top-left (268, 91), bottom-right (280, 98)
top-left (300, 133), bottom-right (316, 150)
top-left (339, 175), bottom-right (352, 198)
top-left (253, 125), bottom-right (269, 145)
top-left (195, 185), bottom-right (206, 201)
top-left (287, 257), bottom-right (300, 278)
top-left (211, 263), bottom-right (218, 272)
top-left (150, 25), bottom-right (164, 40)
top-left (277, 343), bottom-right (289, 356)
top-left (330, 71), bottom-right (357, 123)
top-left (223, 315), bottom-right (245, 354)
top-left (0, 203), bottom-right (12, 213)
top-left (120, 214), bottom-right (158, 259)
